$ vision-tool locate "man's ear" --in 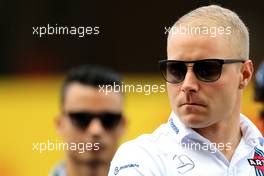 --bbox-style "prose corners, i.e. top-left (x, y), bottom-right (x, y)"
top-left (239, 60), bottom-right (254, 89)
top-left (55, 115), bottom-right (65, 137)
